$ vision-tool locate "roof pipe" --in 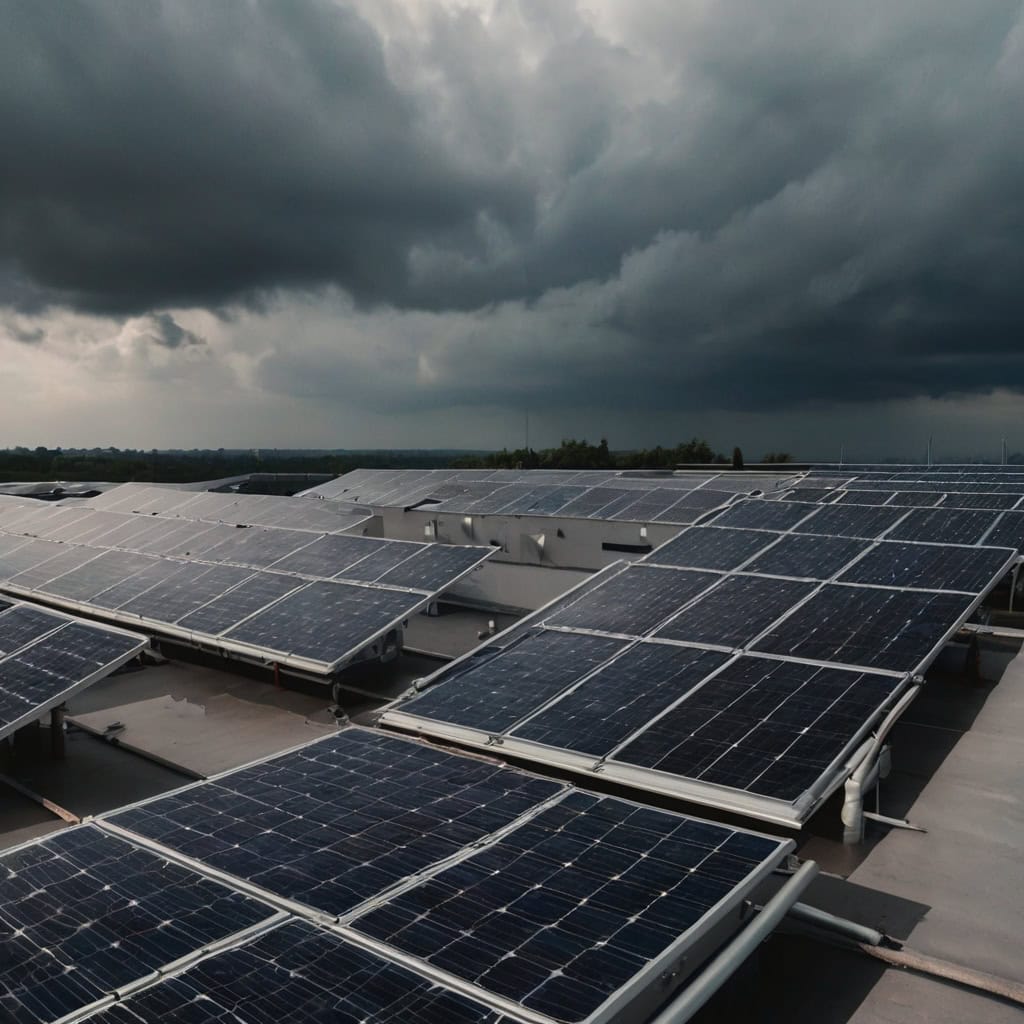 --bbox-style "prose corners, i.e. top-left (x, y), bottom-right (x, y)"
top-left (648, 860), bottom-right (819, 1024)
top-left (842, 683), bottom-right (922, 844)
